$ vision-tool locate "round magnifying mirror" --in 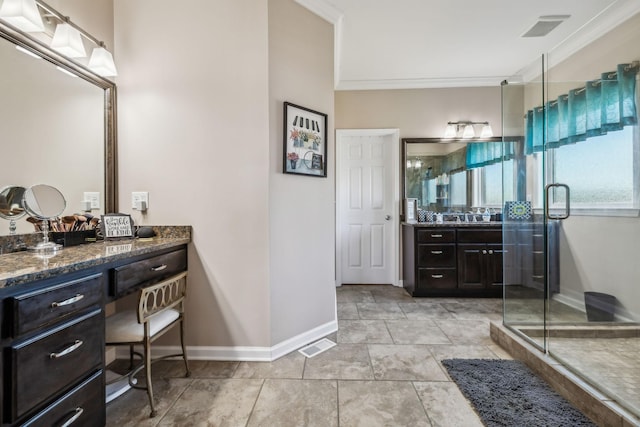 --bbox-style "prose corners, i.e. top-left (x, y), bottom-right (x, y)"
top-left (23, 184), bottom-right (67, 255)
top-left (0, 185), bottom-right (27, 235)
